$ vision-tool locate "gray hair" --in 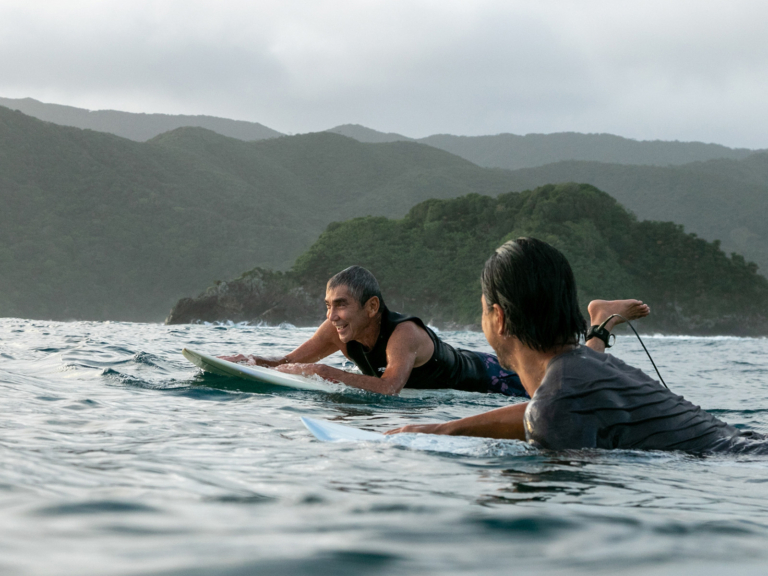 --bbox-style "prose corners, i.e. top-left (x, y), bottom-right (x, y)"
top-left (327, 266), bottom-right (384, 309)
